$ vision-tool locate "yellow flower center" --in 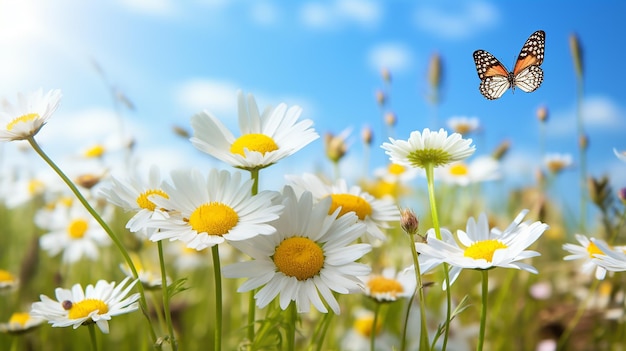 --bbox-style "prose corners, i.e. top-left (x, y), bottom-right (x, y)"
top-left (328, 194), bottom-right (372, 220)
top-left (28, 179), bottom-right (45, 195)
top-left (407, 148), bottom-right (453, 168)
top-left (367, 276), bottom-right (404, 297)
top-left (388, 163), bottom-right (406, 176)
top-left (273, 237), bottom-right (324, 281)
top-left (449, 163), bottom-right (468, 176)
top-left (84, 144), bottom-right (105, 158)
top-left (6, 113), bottom-right (39, 131)
top-left (9, 312), bottom-right (31, 327)
top-left (230, 133), bottom-right (279, 156)
top-left (67, 219), bottom-right (89, 239)
top-left (0, 270), bottom-right (15, 283)
top-left (587, 241), bottom-right (604, 258)
top-left (463, 239), bottom-right (508, 262)
top-left (454, 123), bottom-right (473, 135)
top-left (354, 315), bottom-right (381, 337)
top-left (188, 202), bottom-right (239, 235)
top-left (136, 189), bottom-right (169, 211)
top-left (67, 299), bottom-right (109, 320)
